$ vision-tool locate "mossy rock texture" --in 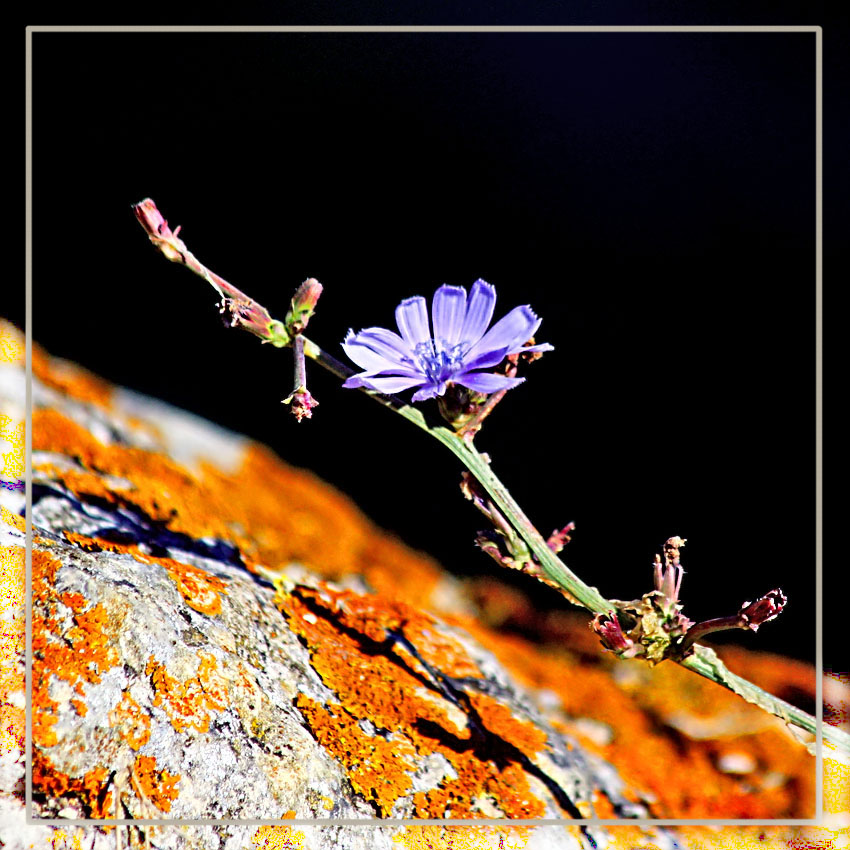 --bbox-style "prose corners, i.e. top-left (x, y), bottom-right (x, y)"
top-left (0, 319), bottom-right (845, 850)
